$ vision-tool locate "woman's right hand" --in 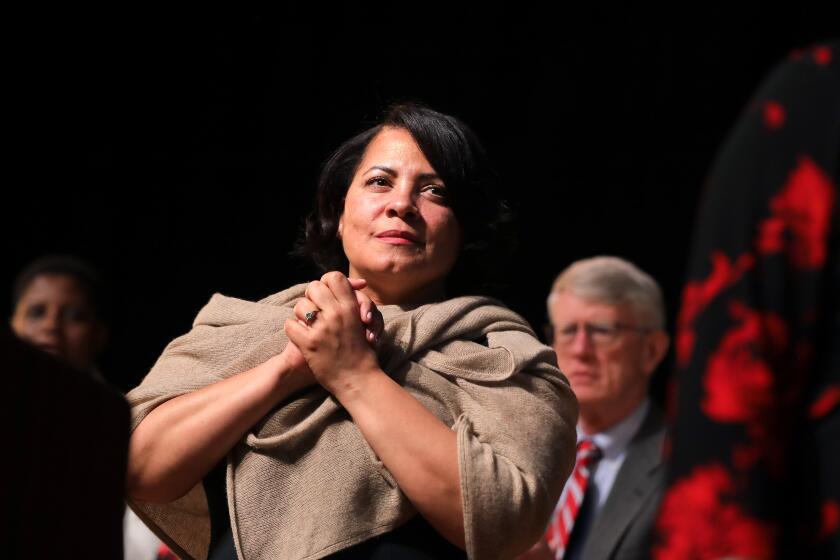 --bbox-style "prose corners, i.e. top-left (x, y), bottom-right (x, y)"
top-left (283, 277), bottom-right (383, 388)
